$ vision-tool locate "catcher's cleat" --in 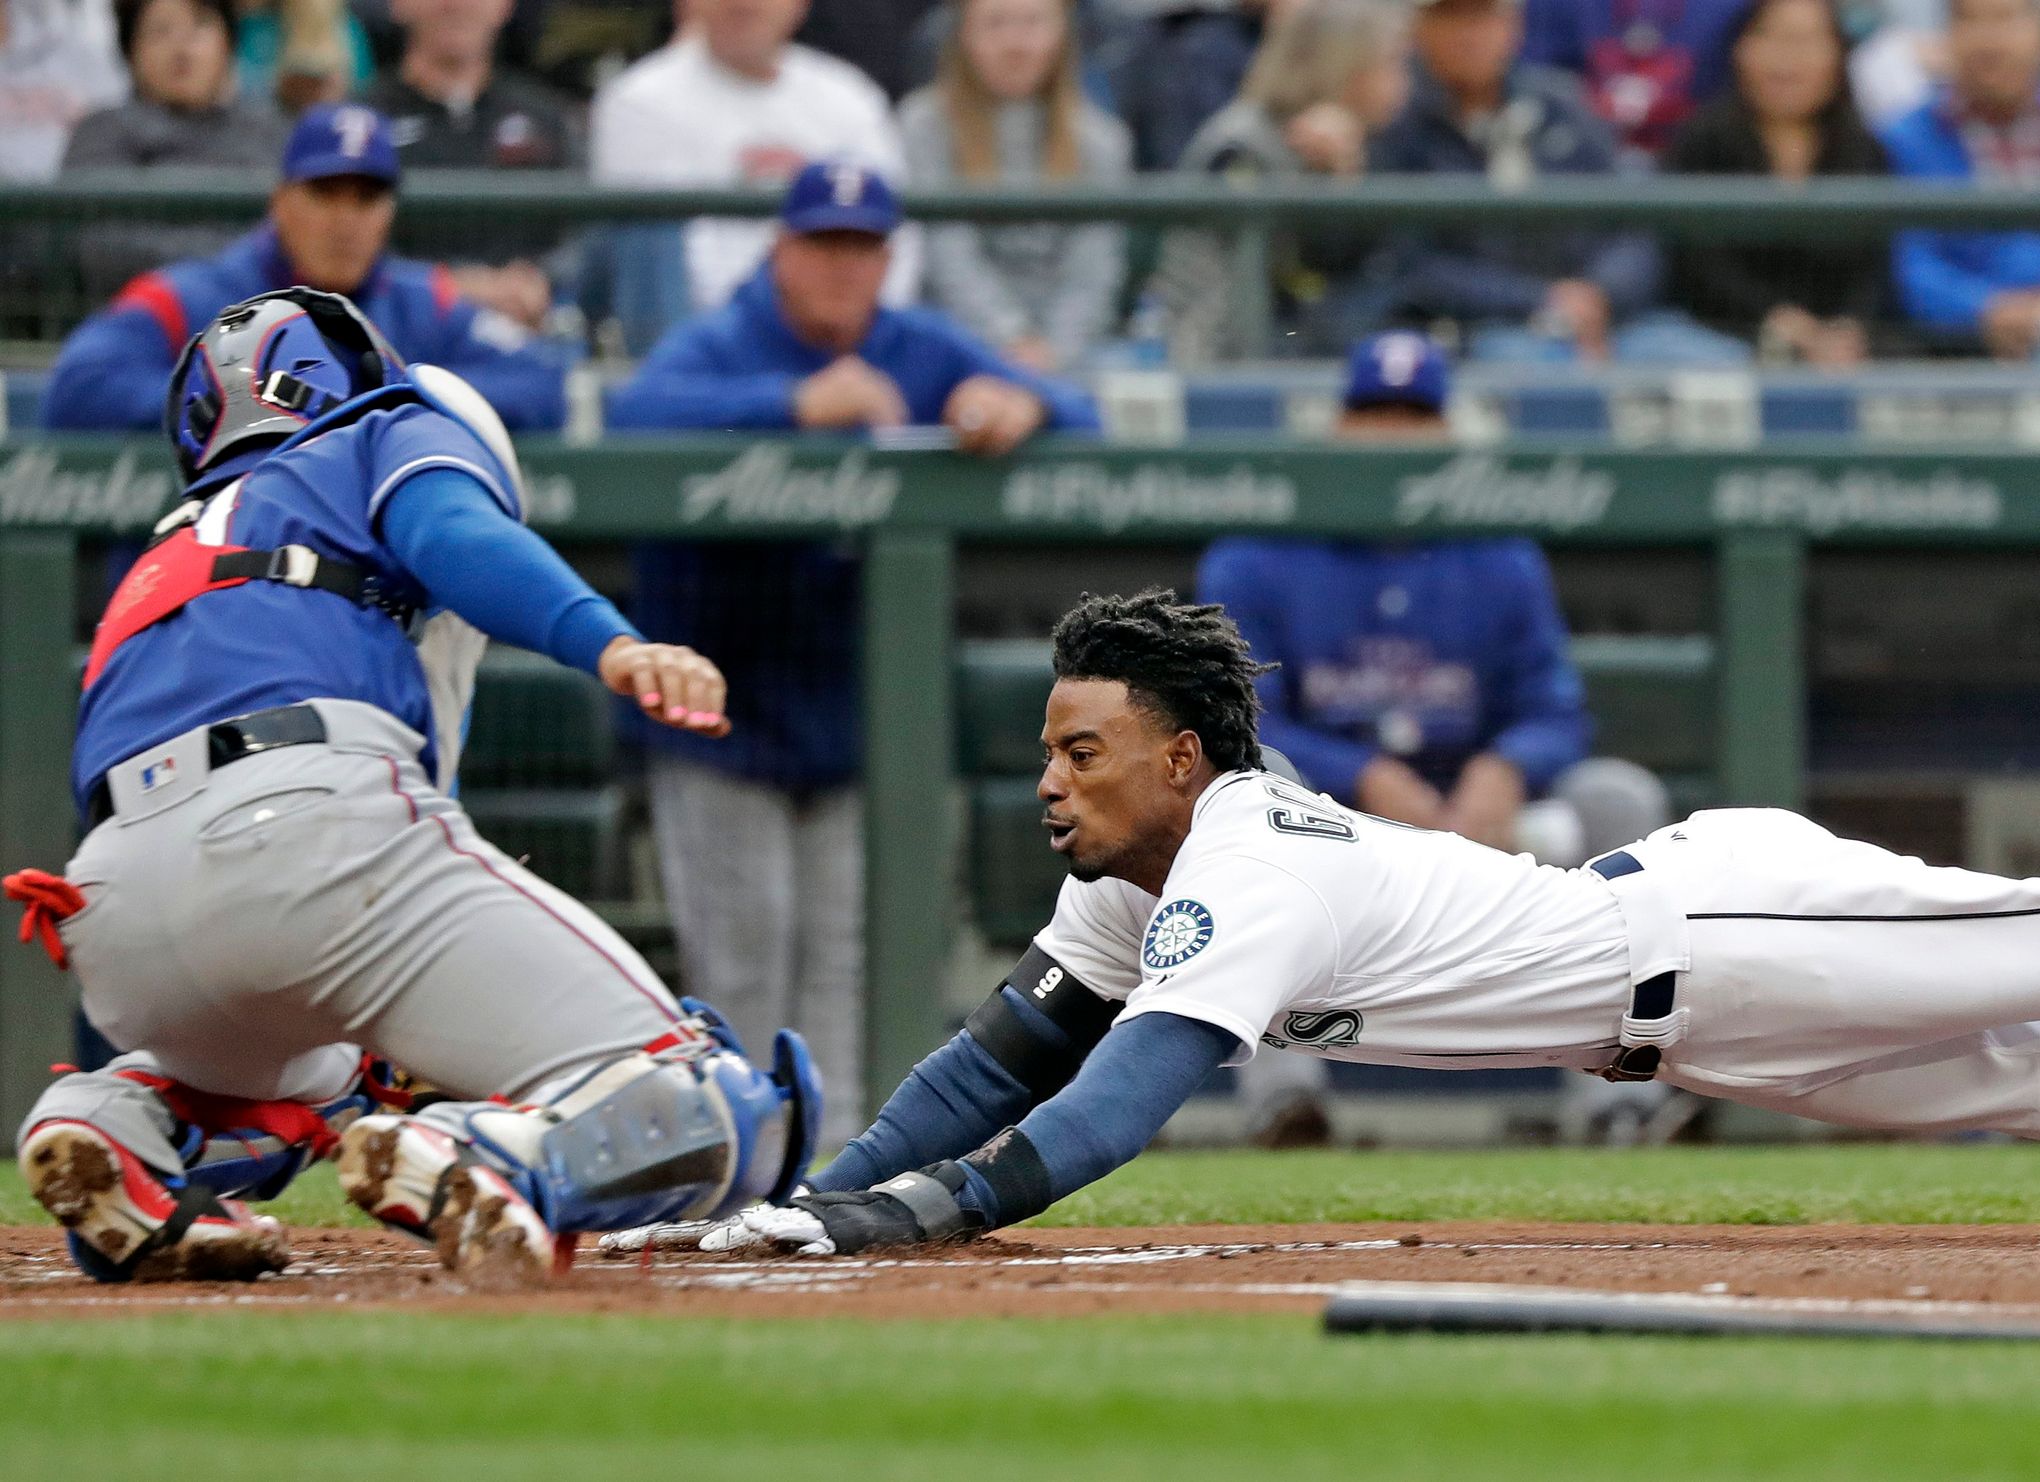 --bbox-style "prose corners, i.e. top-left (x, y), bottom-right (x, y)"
top-left (20, 1120), bottom-right (289, 1283)
top-left (337, 1115), bottom-right (555, 1286)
